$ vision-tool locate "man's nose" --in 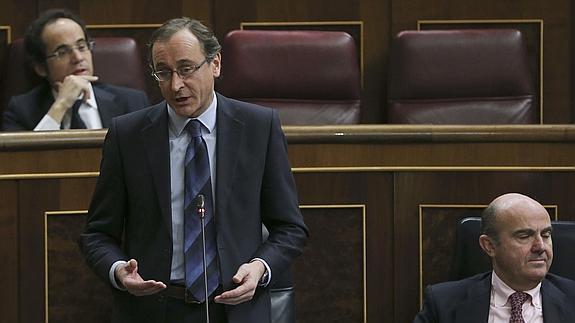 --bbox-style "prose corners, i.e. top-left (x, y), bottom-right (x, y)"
top-left (70, 48), bottom-right (84, 62)
top-left (170, 72), bottom-right (184, 91)
top-left (531, 235), bottom-right (545, 252)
